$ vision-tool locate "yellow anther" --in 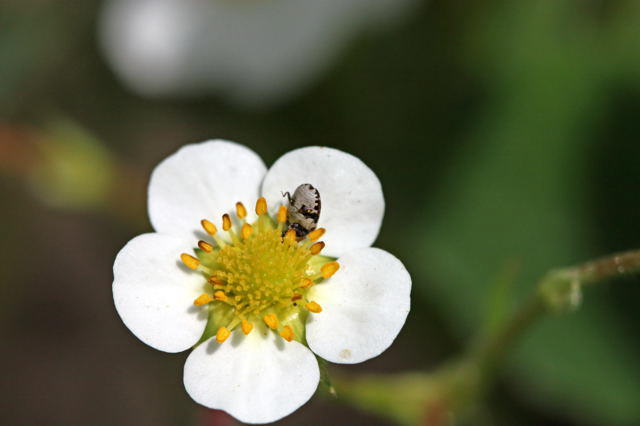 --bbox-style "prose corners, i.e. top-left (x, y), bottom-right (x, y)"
top-left (241, 223), bottom-right (253, 239)
top-left (309, 241), bottom-right (325, 255)
top-left (198, 240), bottom-right (214, 253)
top-left (277, 205), bottom-right (288, 223)
top-left (263, 313), bottom-right (279, 330)
top-left (216, 327), bottom-right (231, 343)
top-left (306, 301), bottom-right (322, 313)
top-left (308, 228), bottom-right (326, 241)
top-left (181, 253), bottom-right (200, 270)
top-left (193, 293), bottom-right (213, 306)
top-left (222, 214), bottom-right (232, 231)
top-left (284, 229), bottom-right (297, 243)
top-left (255, 197), bottom-right (267, 215)
top-left (321, 261), bottom-right (340, 278)
top-left (236, 202), bottom-right (247, 219)
top-left (241, 320), bottom-right (254, 335)
top-left (279, 325), bottom-right (294, 342)
top-left (209, 276), bottom-right (225, 286)
top-left (300, 278), bottom-right (314, 289)
top-left (214, 291), bottom-right (227, 301)
top-left (201, 219), bottom-right (217, 235)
